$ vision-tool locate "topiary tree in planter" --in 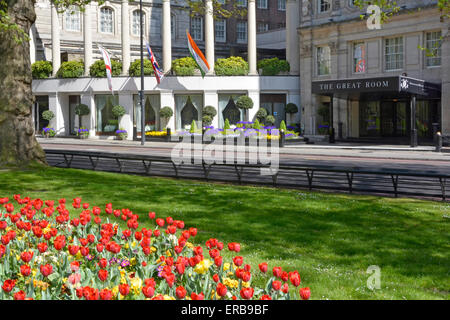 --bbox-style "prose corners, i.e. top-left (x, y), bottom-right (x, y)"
top-left (112, 105), bottom-right (126, 128)
top-left (224, 118), bottom-right (231, 130)
top-left (252, 119), bottom-right (261, 130)
top-left (255, 108), bottom-right (268, 123)
top-left (74, 104), bottom-right (90, 131)
top-left (280, 120), bottom-right (287, 131)
top-left (189, 119), bottom-right (197, 133)
top-left (159, 106), bottom-right (173, 129)
top-left (31, 60), bottom-right (53, 79)
top-left (285, 103), bottom-right (299, 126)
top-left (42, 110), bottom-right (55, 123)
top-left (203, 106), bottom-right (217, 118)
top-left (236, 95), bottom-right (254, 121)
top-left (265, 115), bottom-right (276, 126)
top-left (202, 115), bottom-right (212, 127)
